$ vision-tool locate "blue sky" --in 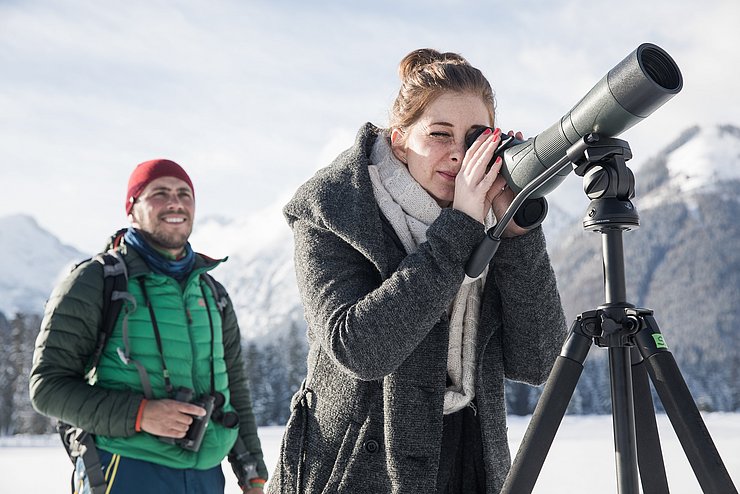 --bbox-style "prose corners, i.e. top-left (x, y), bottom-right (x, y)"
top-left (1, 0), bottom-right (738, 253)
